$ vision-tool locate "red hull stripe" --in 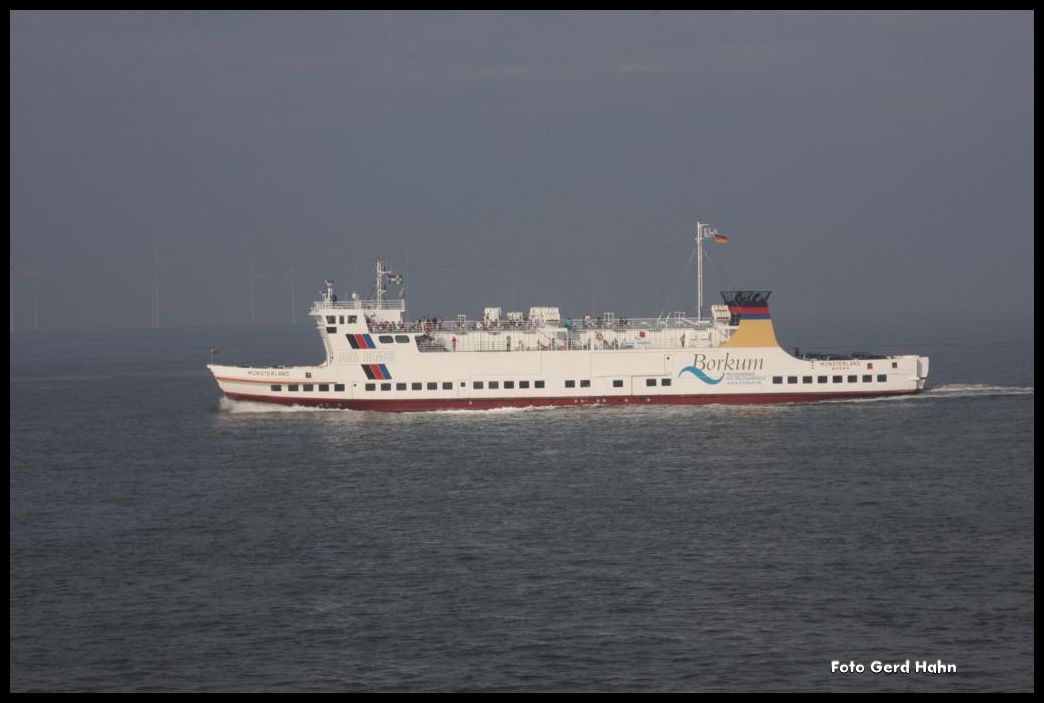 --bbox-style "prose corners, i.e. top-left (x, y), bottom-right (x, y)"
top-left (728, 306), bottom-right (771, 314)
top-left (223, 389), bottom-right (920, 412)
